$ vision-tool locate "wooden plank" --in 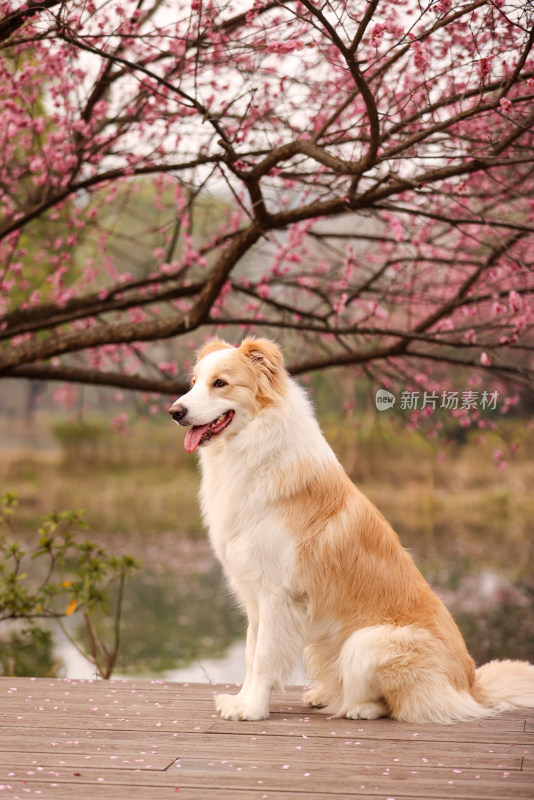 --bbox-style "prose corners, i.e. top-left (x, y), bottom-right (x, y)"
top-left (3, 709), bottom-right (528, 744)
top-left (0, 734), bottom-right (522, 772)
top-left (0, 752), bottom-right (175, 770)
top-left (0, 730), bottom-right (193, 747)
top-left (0, 727), bottom-right (200, 748)
top-left (0, 710), bottom-right (217, 731)
top-left (0, 677), bottom-right (222, 699)
top-left (0, 691), bottom-right (218, 705)
top-left (1, 759), bottom-right (532, 799)
top-left (0, 747), bottom-right (175, 770)
top-left (3, 712), bottom-right (531, 747)
top-left (161, 733), bottom-right (525, 770)
top-left (0, 785), bottom-right (411, 800)
top-left (0, 686), bottom-right (216, 704)
top-left (0, 689), bottom-right (218, 707)
top-left (207, 719), bottom-right (534, 745)
top-left (0, 726), bottom-right (183, 769)
top-left (275, 712), bottom-right (529, 733)
top-left (0, 783), bottom-right (184, 799)
top-left (168, 757), bottom-right (534, 798)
